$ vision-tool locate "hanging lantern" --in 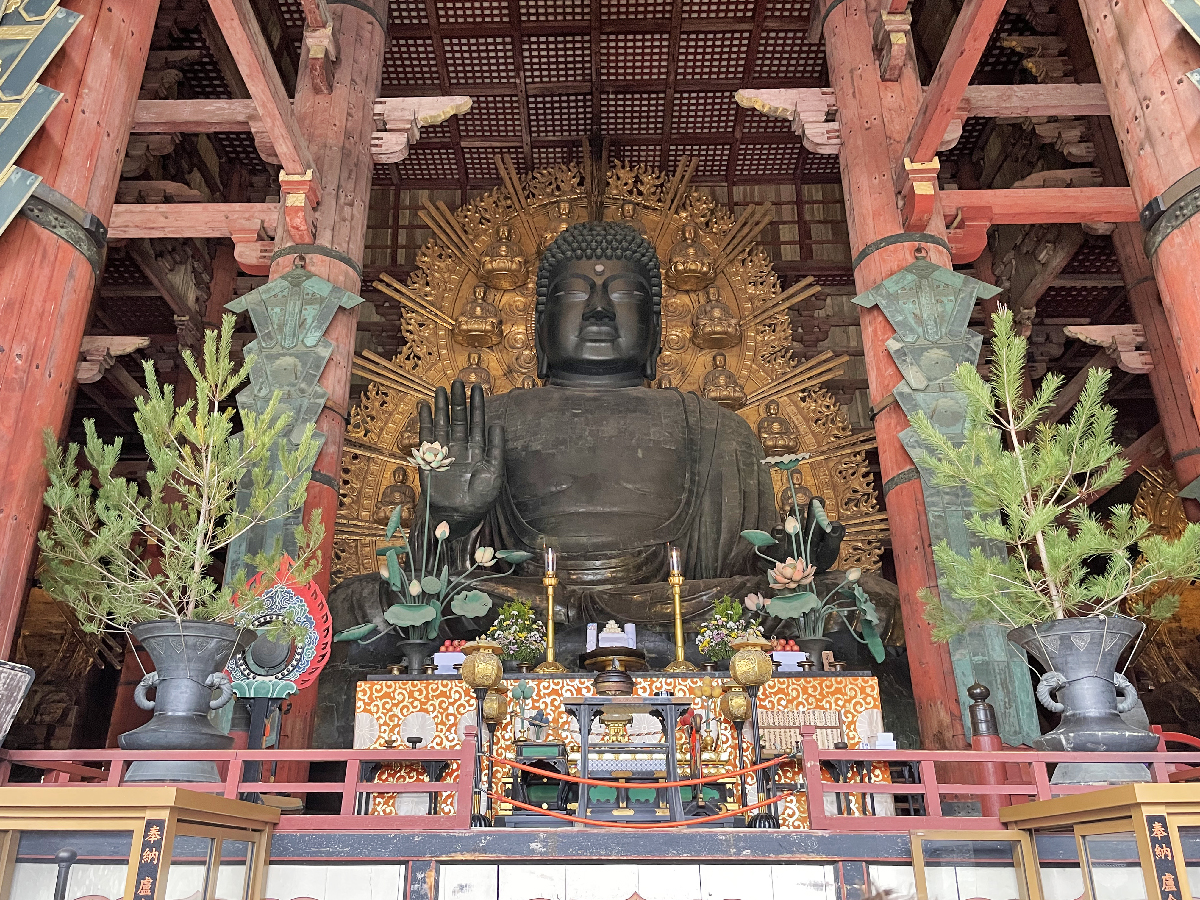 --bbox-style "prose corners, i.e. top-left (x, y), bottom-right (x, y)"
top-left (729, 634), bottom-right (773, 688)
top-left (460, 639), bottom-right (505, 691)
top-left (719, 685), bottom-right (752, 723)
top-left (483, 684), bottom-right (510, 726)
